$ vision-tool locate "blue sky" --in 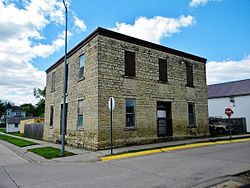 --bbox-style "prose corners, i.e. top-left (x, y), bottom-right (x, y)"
top-left (0, 0), bottom-right (250, 105)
